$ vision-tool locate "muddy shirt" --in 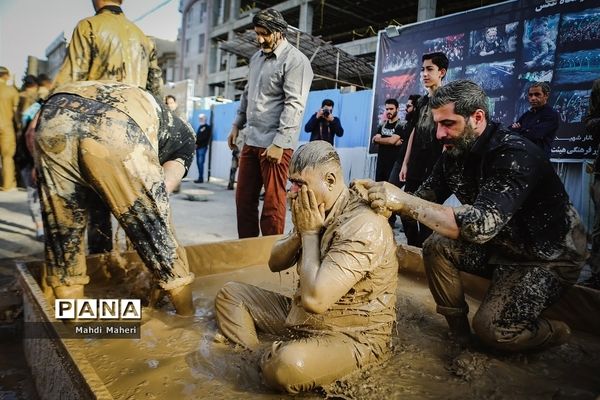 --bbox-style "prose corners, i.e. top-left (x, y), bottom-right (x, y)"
top-left (286, 188), bottom-right (398, 333)
top-left (53, 6), bottom-right (163, 97)
top-left (51, 81), bottom-right (194, 173)
top-left (415, 122), bottom-right (587, 279)
top-left (0, 79), bottom-right (18, 130)
top-left (406, 94), bottom-right (443, 183)
top-left (233, 39), bottom-right (313, 149)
